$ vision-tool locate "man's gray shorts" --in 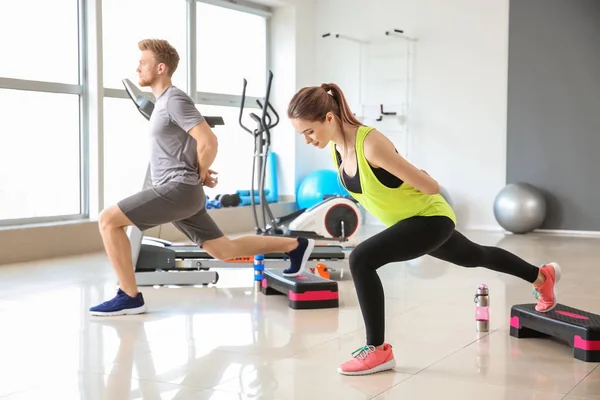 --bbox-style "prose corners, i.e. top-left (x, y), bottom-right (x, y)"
top-left (117, 181), bottom-right (224, 245)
